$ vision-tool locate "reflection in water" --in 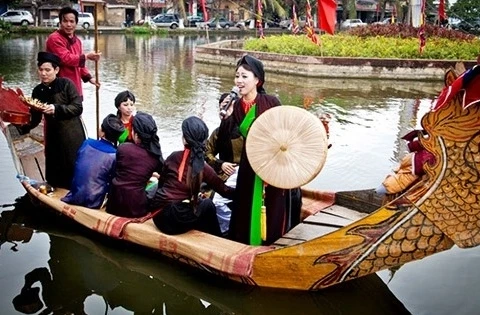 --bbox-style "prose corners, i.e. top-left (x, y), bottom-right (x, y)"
top-left (3, 198), bottom-right (410, 314)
